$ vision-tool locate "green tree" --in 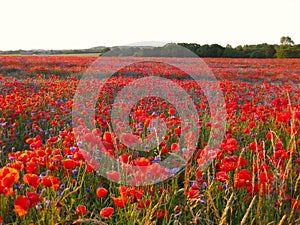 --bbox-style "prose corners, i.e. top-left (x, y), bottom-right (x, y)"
top-left (261, 44), bottom-right (276, 58)
top-left (280, 36), bottom-right (294, 45)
